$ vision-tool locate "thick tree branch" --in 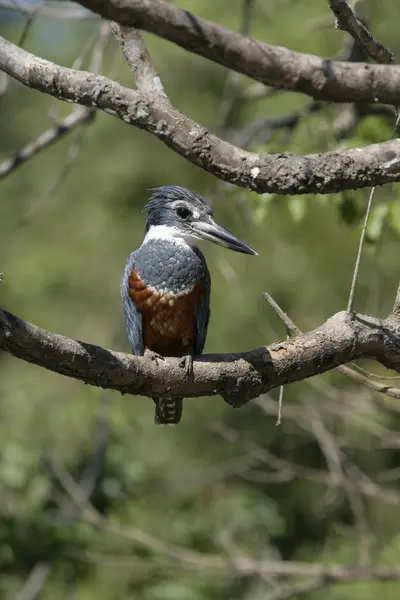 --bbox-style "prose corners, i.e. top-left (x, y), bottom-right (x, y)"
top-left (76, 0), bottom-right (400, 105)
top-left (1, 305), bottom-right (400, 406)
top-left (2, 37), bottom-right (400, 195)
